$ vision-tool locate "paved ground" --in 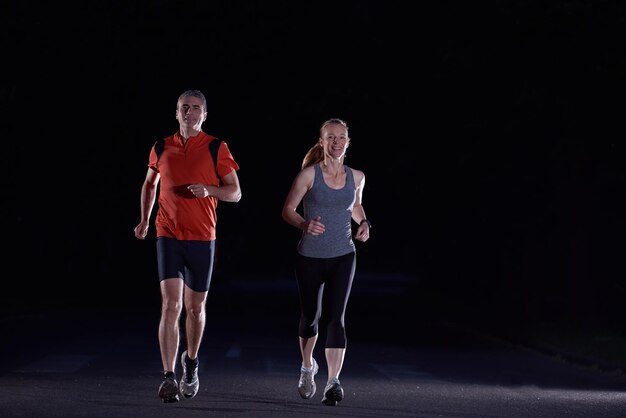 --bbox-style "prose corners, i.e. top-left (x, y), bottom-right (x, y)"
top-left (1, 275), bottom-right (626, 417)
